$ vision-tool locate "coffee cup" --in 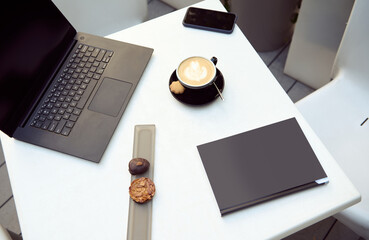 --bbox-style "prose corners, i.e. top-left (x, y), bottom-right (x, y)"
top-left (176, 56), bottom-right (218, 89)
